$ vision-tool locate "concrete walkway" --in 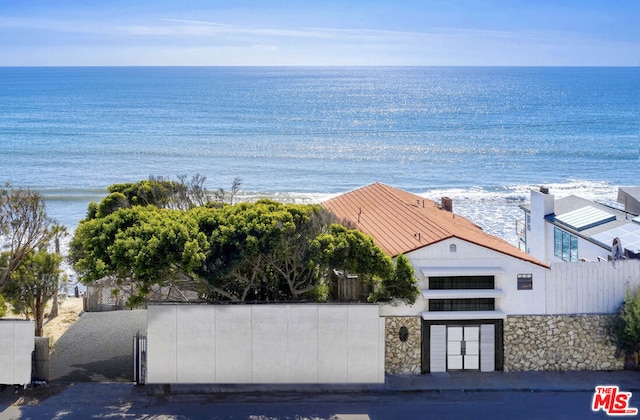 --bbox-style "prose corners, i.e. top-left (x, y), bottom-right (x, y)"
top-left (50, 310), bottom-right (147, 382)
